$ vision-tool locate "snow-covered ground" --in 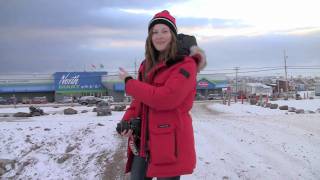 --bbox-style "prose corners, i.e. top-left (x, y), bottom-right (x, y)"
top-left (0, 99), bottom-right (320, 179)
